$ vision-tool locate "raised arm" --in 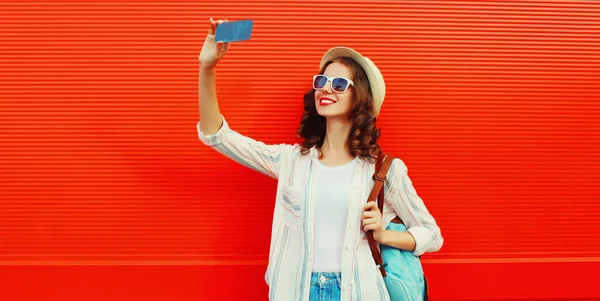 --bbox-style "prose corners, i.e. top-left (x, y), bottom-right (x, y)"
top-left (198, 17), bottom-right (229, 135)
top-left (196, 18), bottom-right (294, 180)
